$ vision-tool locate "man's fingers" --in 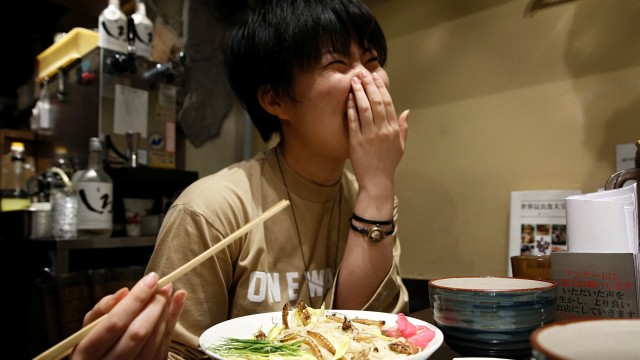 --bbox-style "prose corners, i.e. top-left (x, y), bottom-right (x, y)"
top-left (155, 290), bottom-right (188, 359)
top-left (83, 287), bottom-right (128, 326)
